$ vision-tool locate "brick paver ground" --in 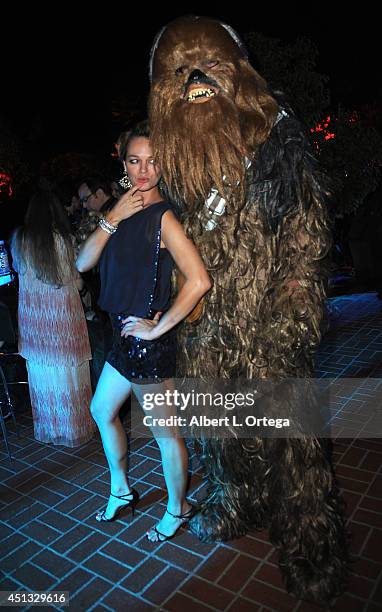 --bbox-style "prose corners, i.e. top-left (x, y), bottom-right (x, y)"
top-left (1, 292), bottom-right (381, 611)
